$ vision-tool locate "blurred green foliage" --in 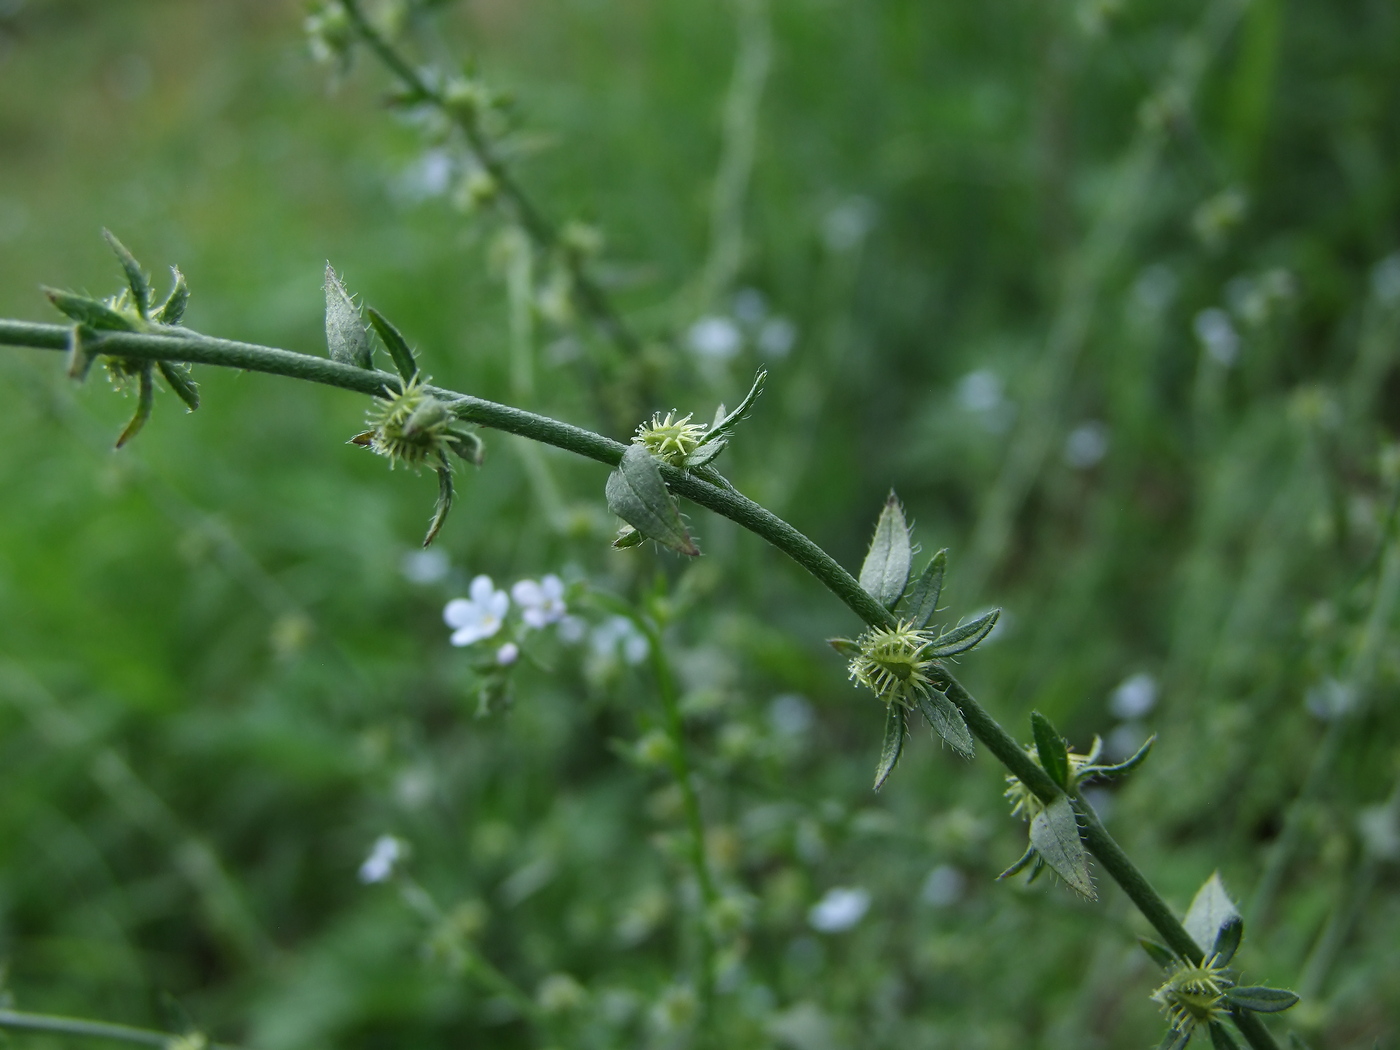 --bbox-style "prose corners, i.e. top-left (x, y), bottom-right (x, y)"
top-left (1, 0), bottom-right (1398, 1047)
